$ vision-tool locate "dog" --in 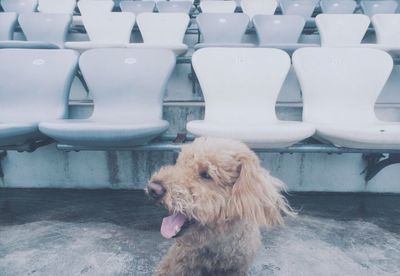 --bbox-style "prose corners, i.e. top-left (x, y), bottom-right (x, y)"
top-left (147, 137), bottom-right (293, 276)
